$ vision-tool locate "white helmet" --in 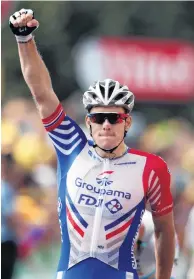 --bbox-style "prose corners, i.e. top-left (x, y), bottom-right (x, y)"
top-left (83, 78), bottom-right (135, 112)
